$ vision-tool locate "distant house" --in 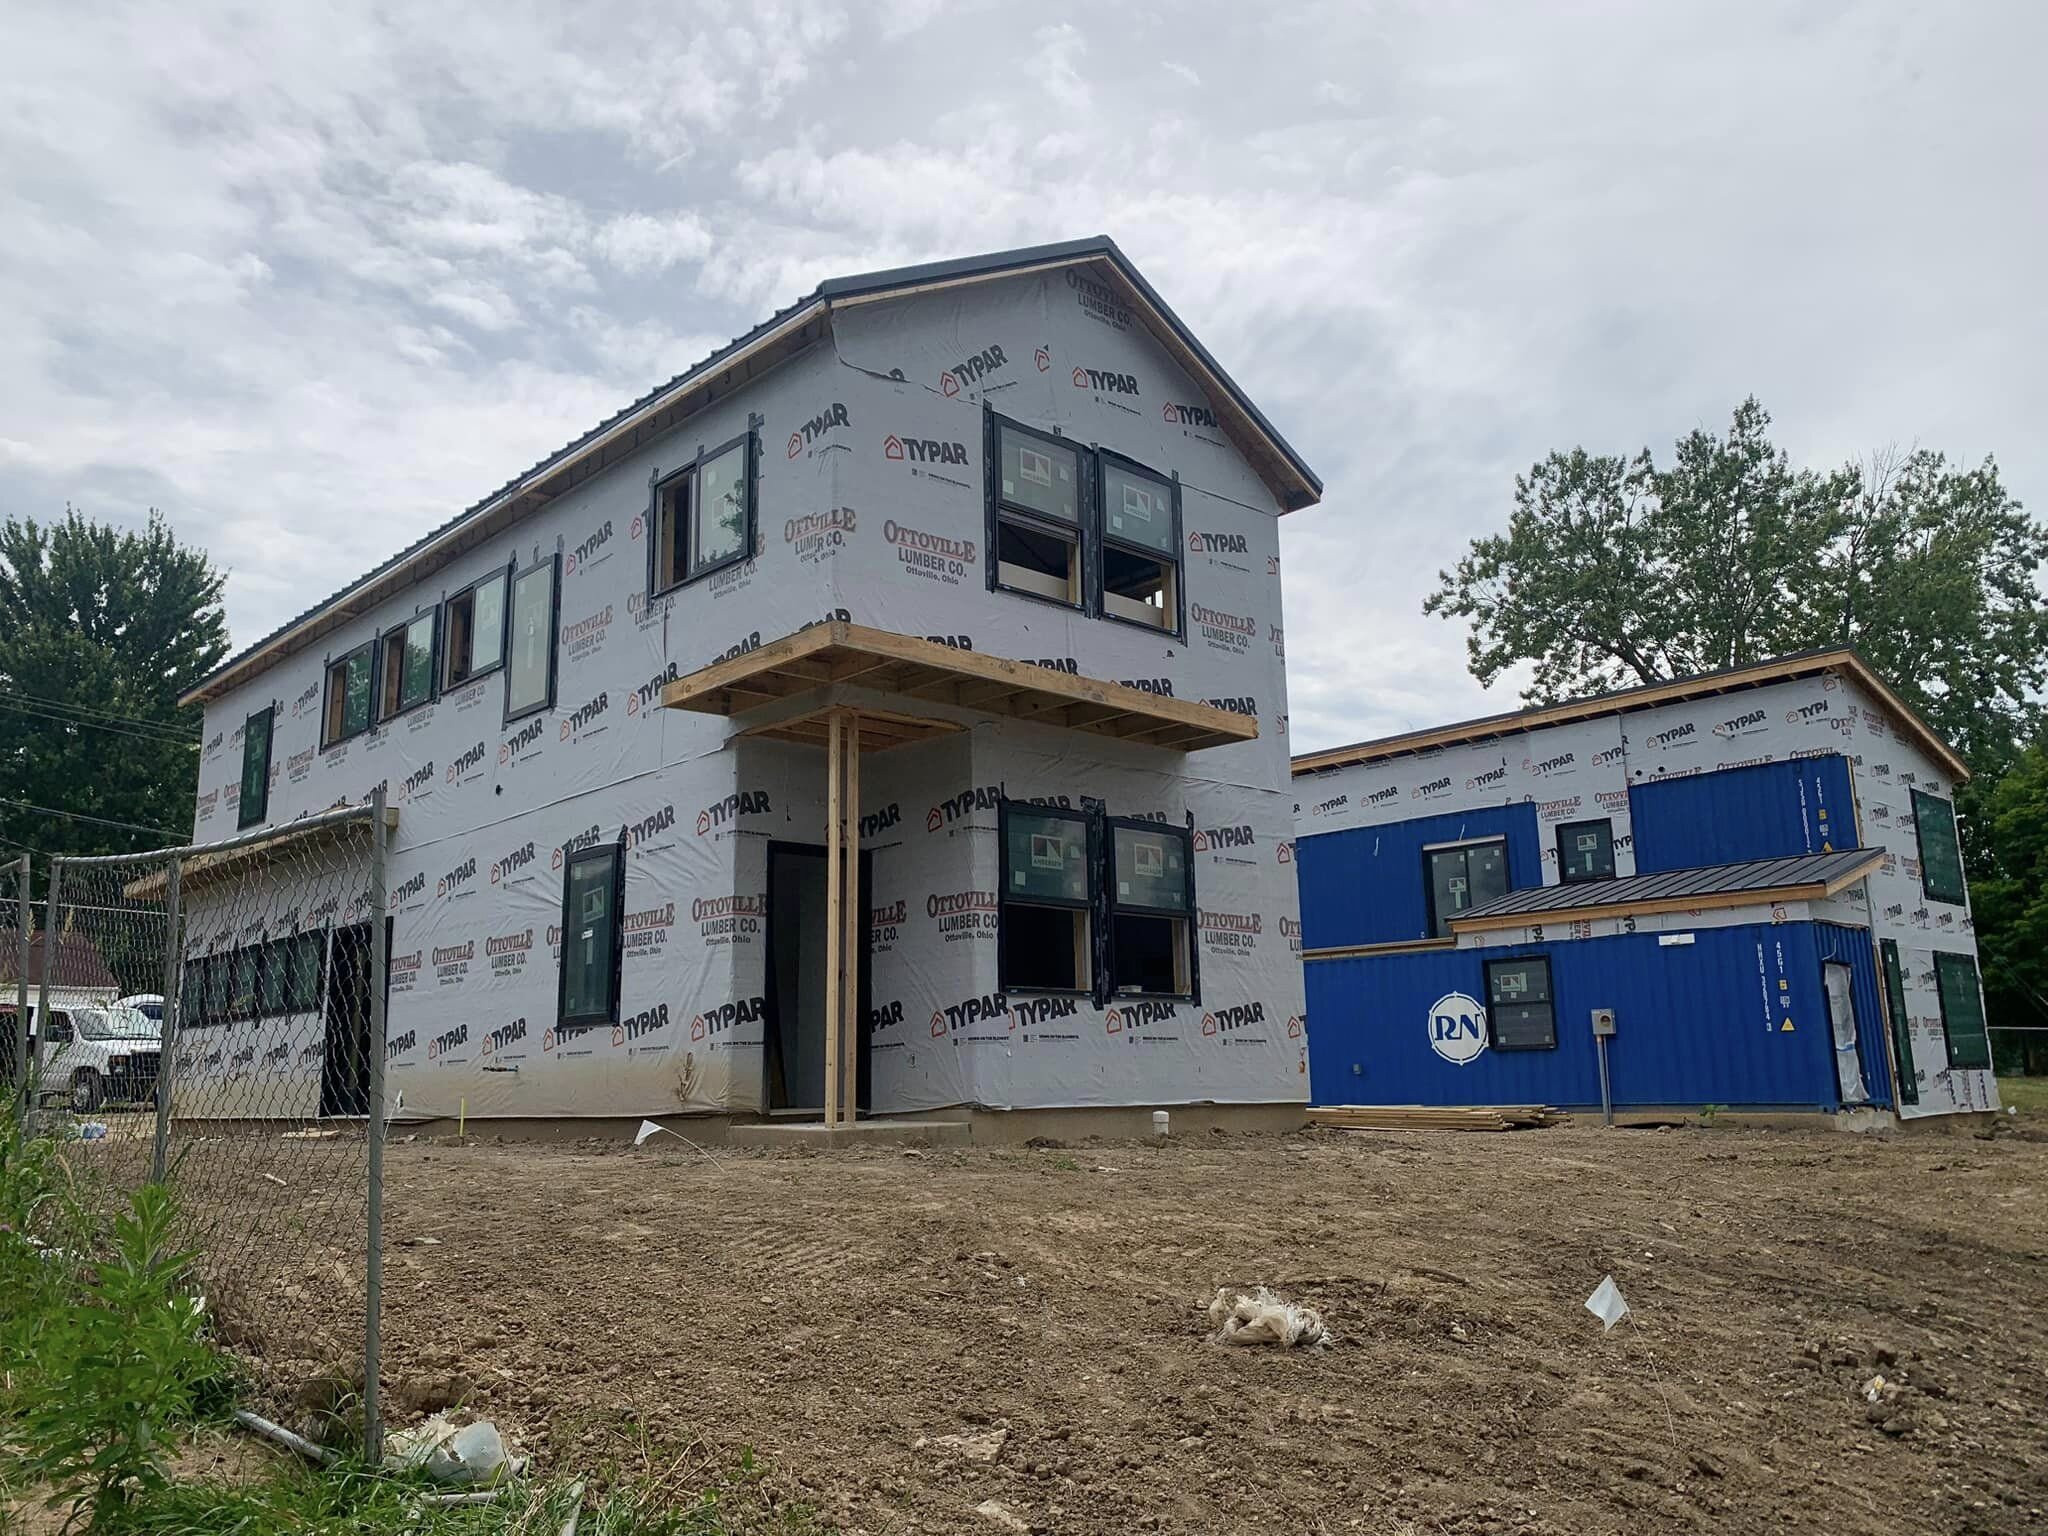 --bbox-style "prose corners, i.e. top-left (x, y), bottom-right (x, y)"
top-left (1292, 651), bottom-right (1996, 1122)
top-left (0, 929), bottom-right (123, 1006)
